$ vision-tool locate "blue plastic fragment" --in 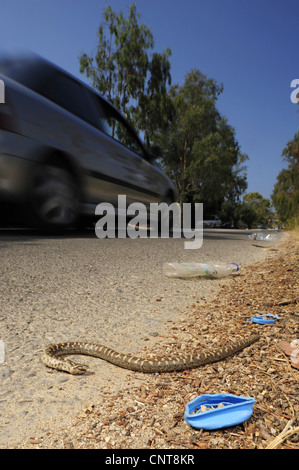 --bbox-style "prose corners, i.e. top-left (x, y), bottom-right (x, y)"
top-left (247, 314), bottom-right (280, 325)
top-left (184, 393), bottom-right (256, 430)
